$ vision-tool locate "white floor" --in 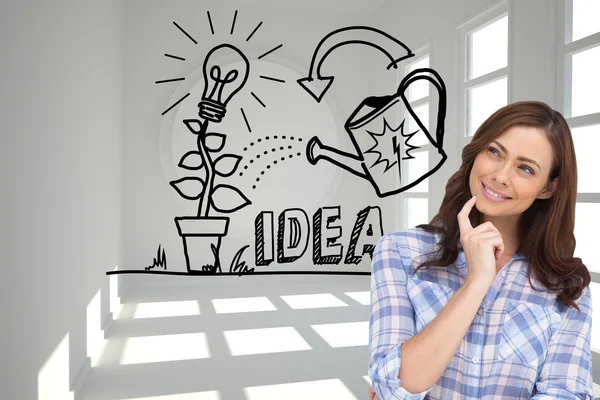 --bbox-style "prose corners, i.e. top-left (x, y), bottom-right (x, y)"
top-left (79, 274), bottom-right (373, 400)
top-left (78, 273), bottom-right (600, 400)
